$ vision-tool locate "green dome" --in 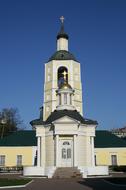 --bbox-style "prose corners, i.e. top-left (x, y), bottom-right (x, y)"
top-left (48, 50), bottom-right (77, 62)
